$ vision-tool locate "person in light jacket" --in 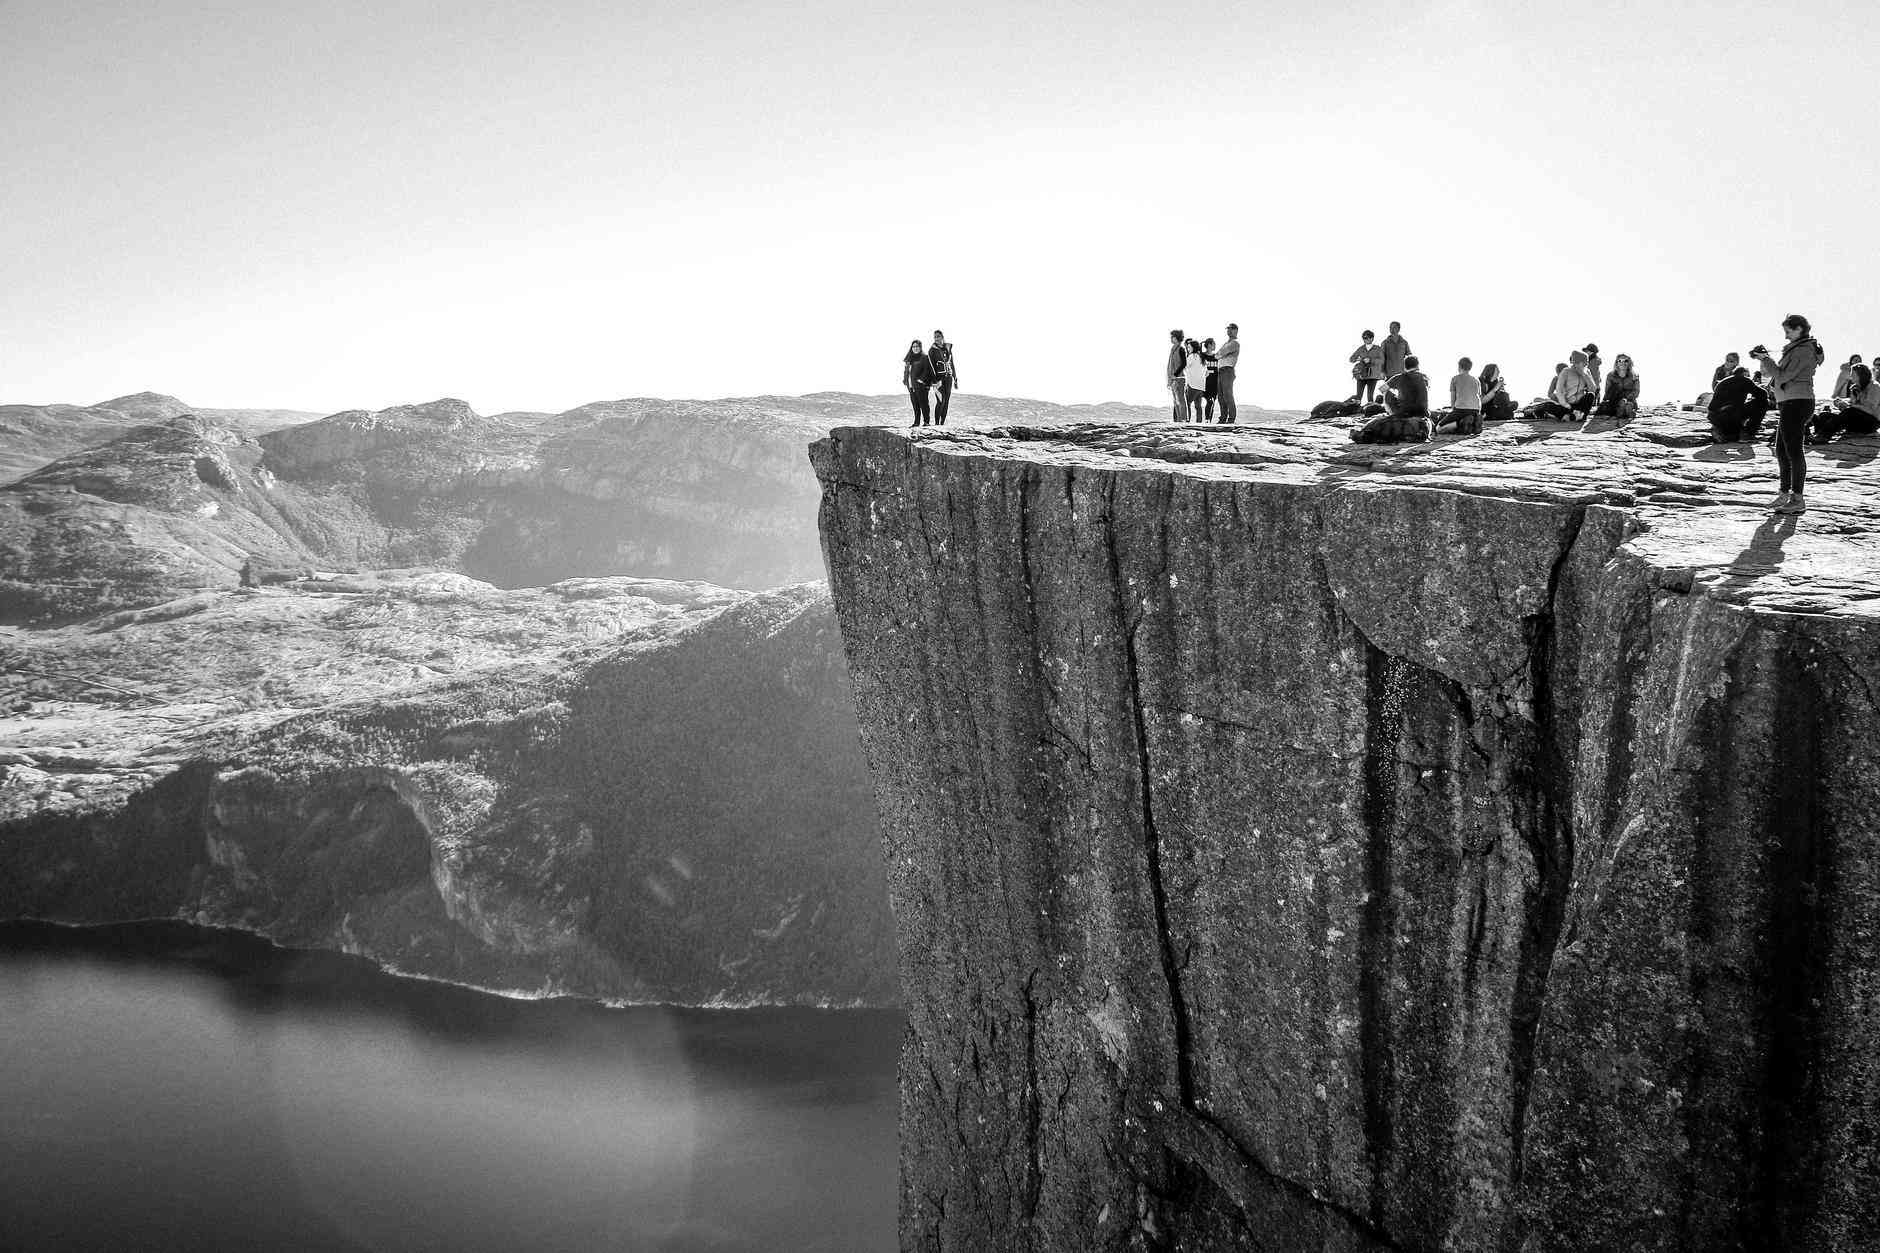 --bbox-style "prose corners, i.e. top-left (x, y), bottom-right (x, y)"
top-left (1182, 338), bottom-right (1212, 423)
top-left (1811, 363), bottom-right (1879, 442)
top-left (1594, 354), bottom-right (1641, 419)
top-left (1830, 354), bottom-right (1863, 400)
top-left (1534, 350), bottom-right (1597, 419)
top-left (1349, 330), bottom-right (1385, 404)
top-left (1752, 315), bottom-right (1825, 513)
